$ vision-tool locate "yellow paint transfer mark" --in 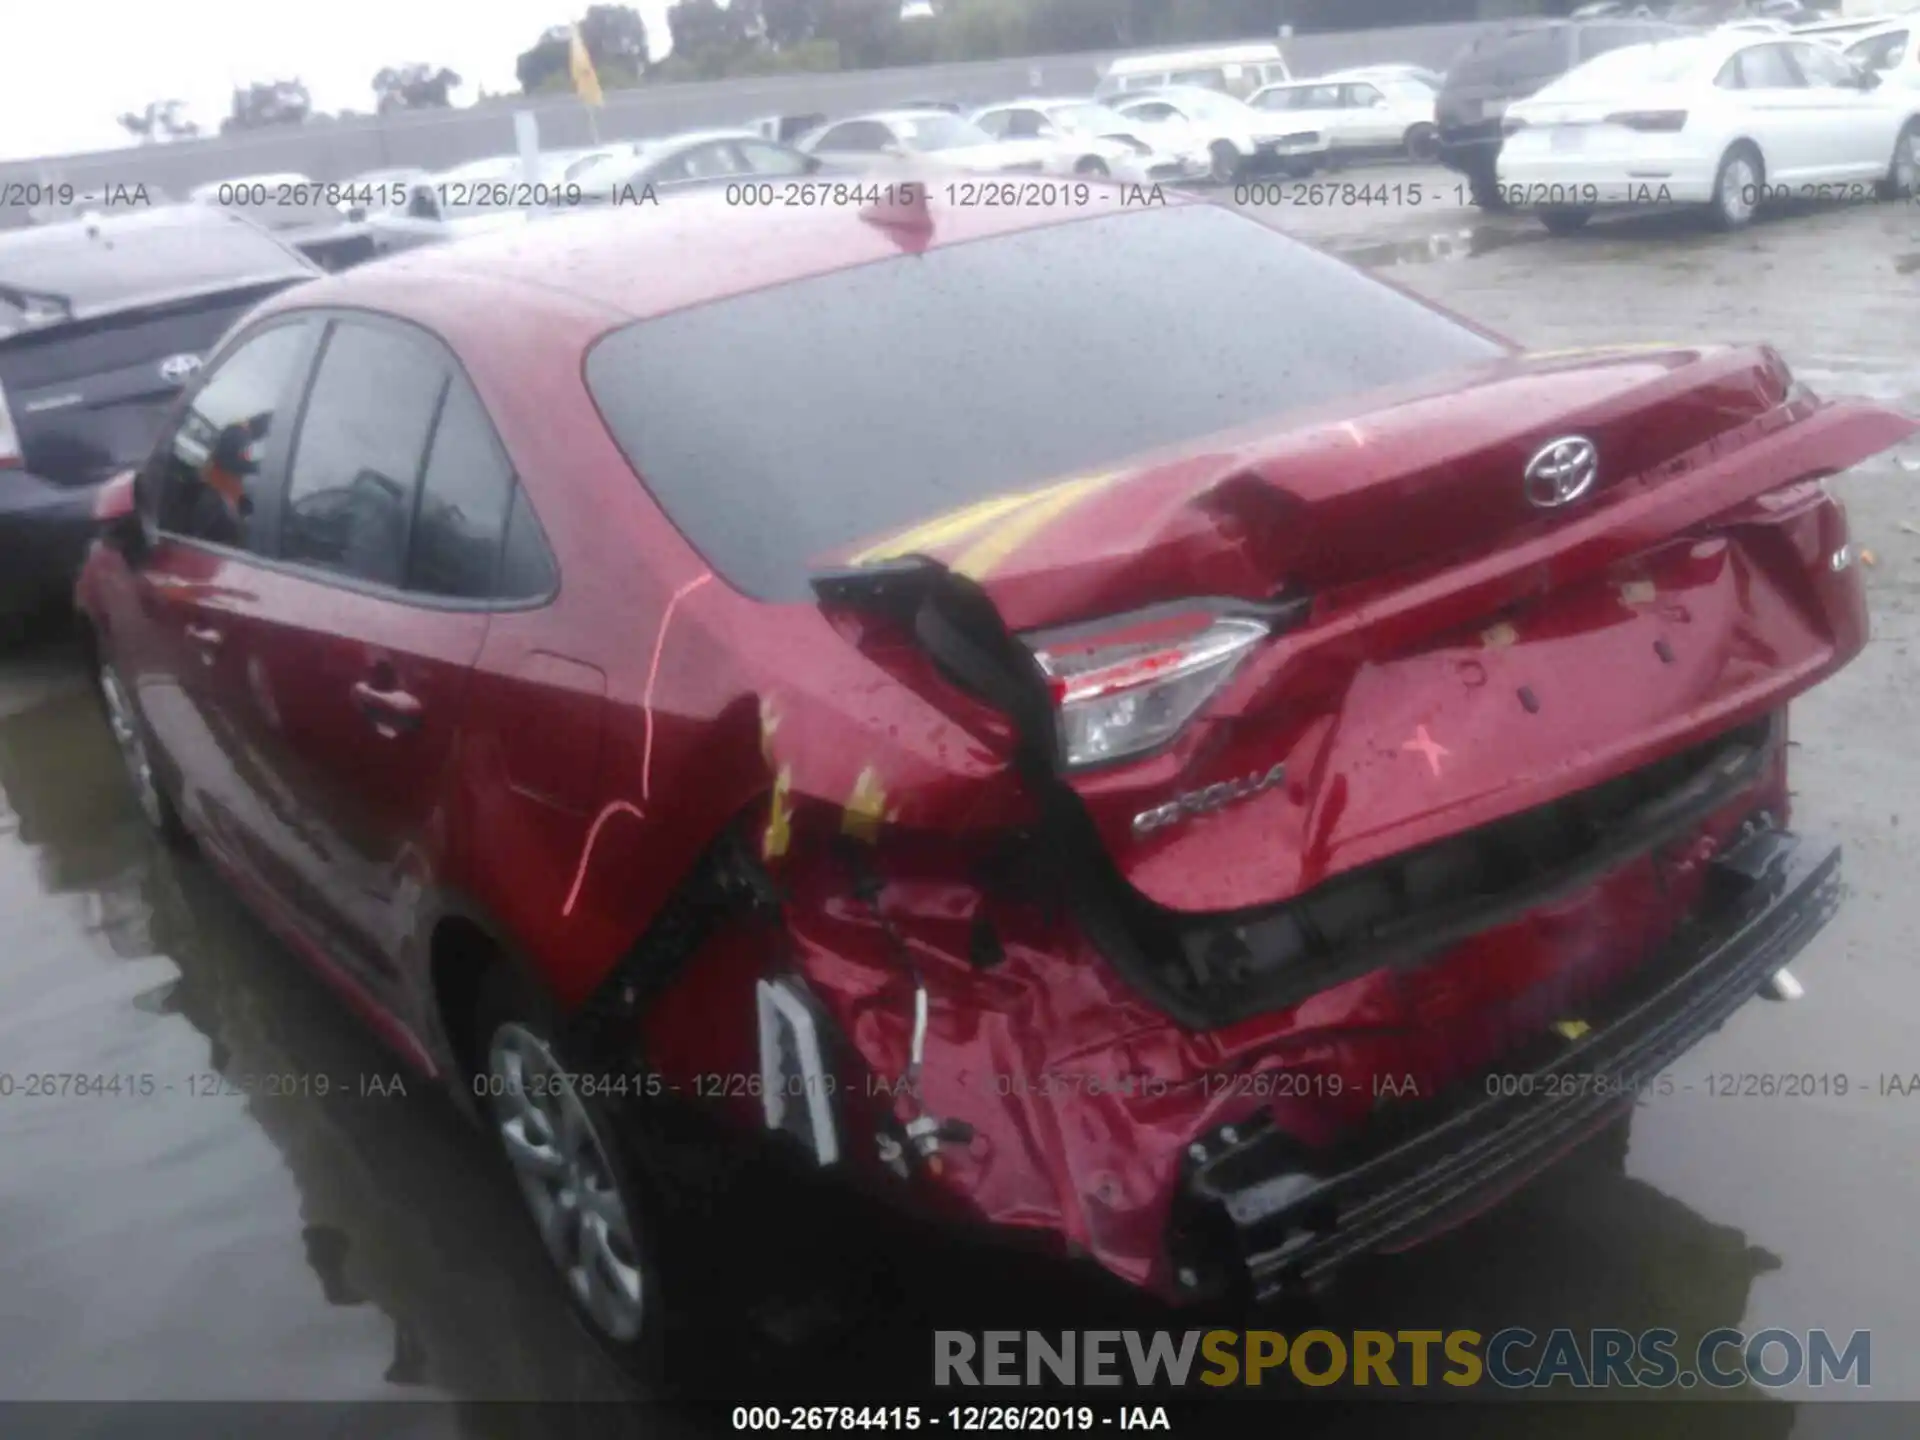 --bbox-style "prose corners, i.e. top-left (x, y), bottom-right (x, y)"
top-left (762, 764), bottom-right (793, 861)
top-left (1480, 622), bottom-right (1518, 650)
top-left (1552, 1019), bottom-right (1591, 1041)
top-left (1617, 580), bottom-right (1657, 607)
top-left (850, 489), bottom-right (1048, 567)
top-left (951, 471), bottom-right (1120, 580)
top-left (842, 765), bottom-right (888, 844)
